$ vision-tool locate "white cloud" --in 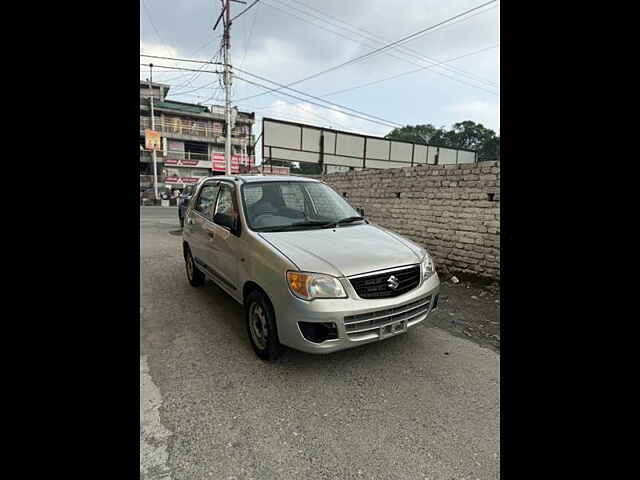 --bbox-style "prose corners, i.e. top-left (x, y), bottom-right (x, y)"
top-left (259, 100), bottom-right (389, 136)
top-left (140, 40), bottom-right (180, 63)
top-left (140, 40), bottom-right (182, 80)
top-left (444, 100), bottom-right (500, 131)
